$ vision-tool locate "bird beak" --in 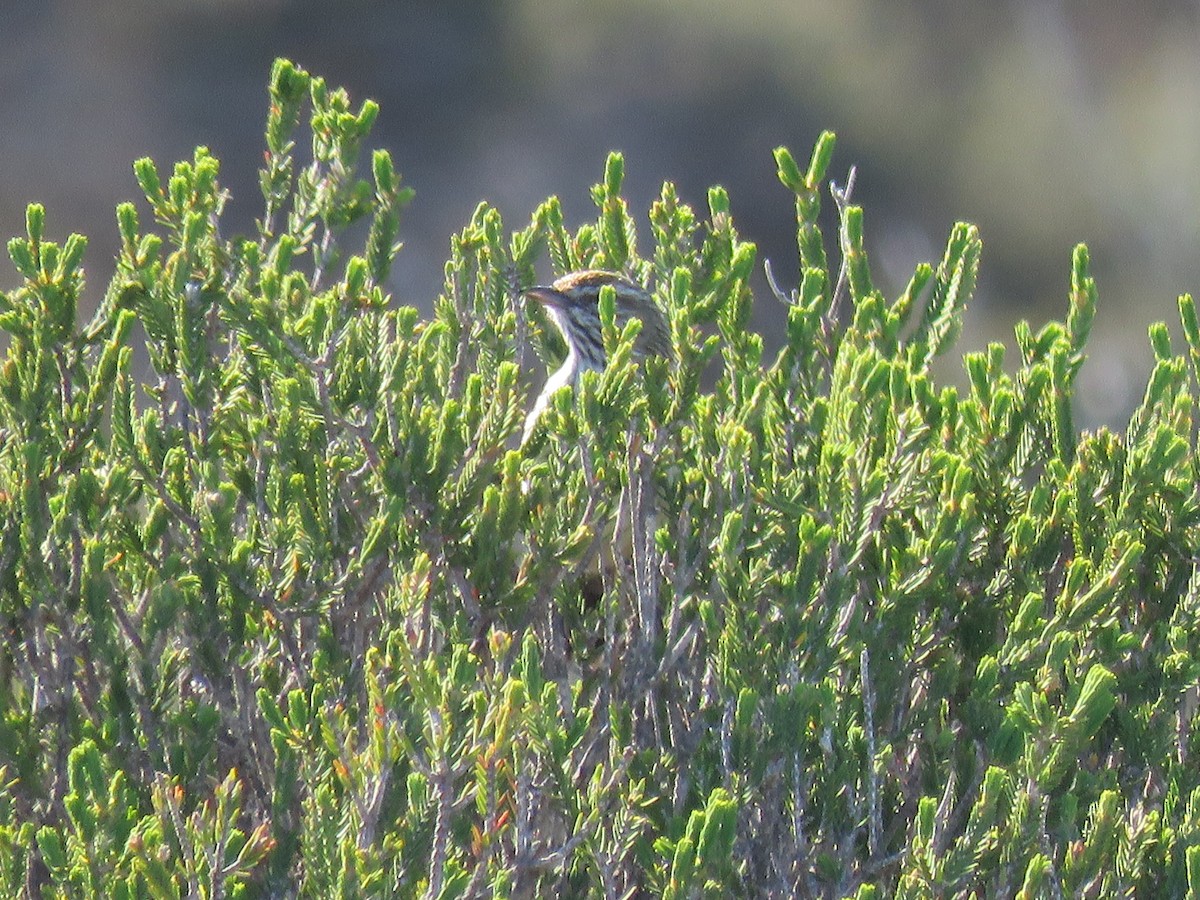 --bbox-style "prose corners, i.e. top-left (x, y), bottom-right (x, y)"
top-left (524, 285), bottom-right (561, 308)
